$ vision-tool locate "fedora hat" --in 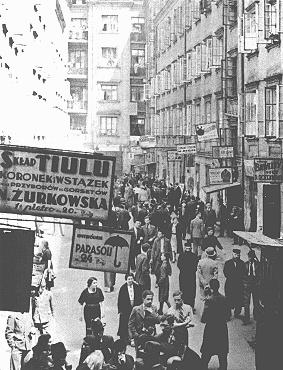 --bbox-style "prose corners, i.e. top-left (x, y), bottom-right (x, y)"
top-left (205, 247), bottom-right (216, 258)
